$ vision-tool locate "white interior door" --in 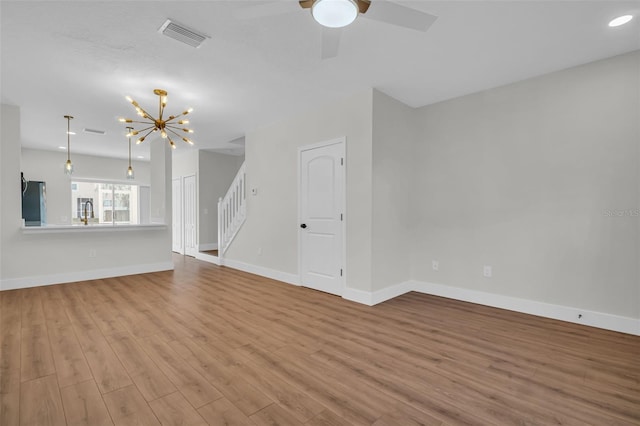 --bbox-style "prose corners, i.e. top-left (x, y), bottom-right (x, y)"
top-left (183, 174), bottom-right (198, 257)
top-left (299, 139), bottom-right (344, 296)
top-left (172, 178), bottom-right (183, 254)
